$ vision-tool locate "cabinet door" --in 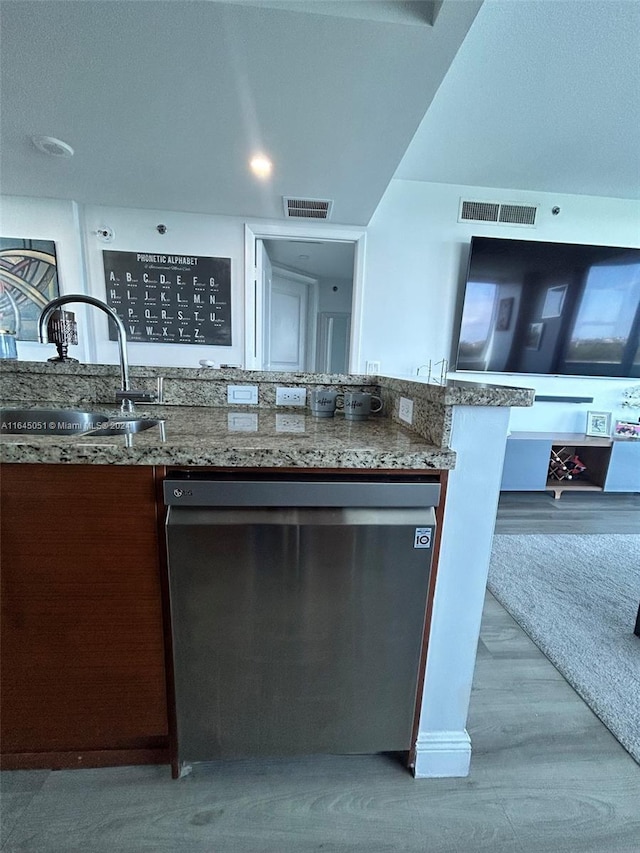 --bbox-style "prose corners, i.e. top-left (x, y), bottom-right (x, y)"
top-left (0, 464), bottom-right (168, 763)
top-left (604, 441), bottom-right (640, 492)
top-left (500, 438), bottom-right (552, 491)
